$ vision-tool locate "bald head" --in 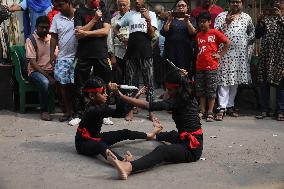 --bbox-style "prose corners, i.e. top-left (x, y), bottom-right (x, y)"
top-left (117, 0), bottom-right (130, 14)
top-left (154, 4), bottom-right (165, 19)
